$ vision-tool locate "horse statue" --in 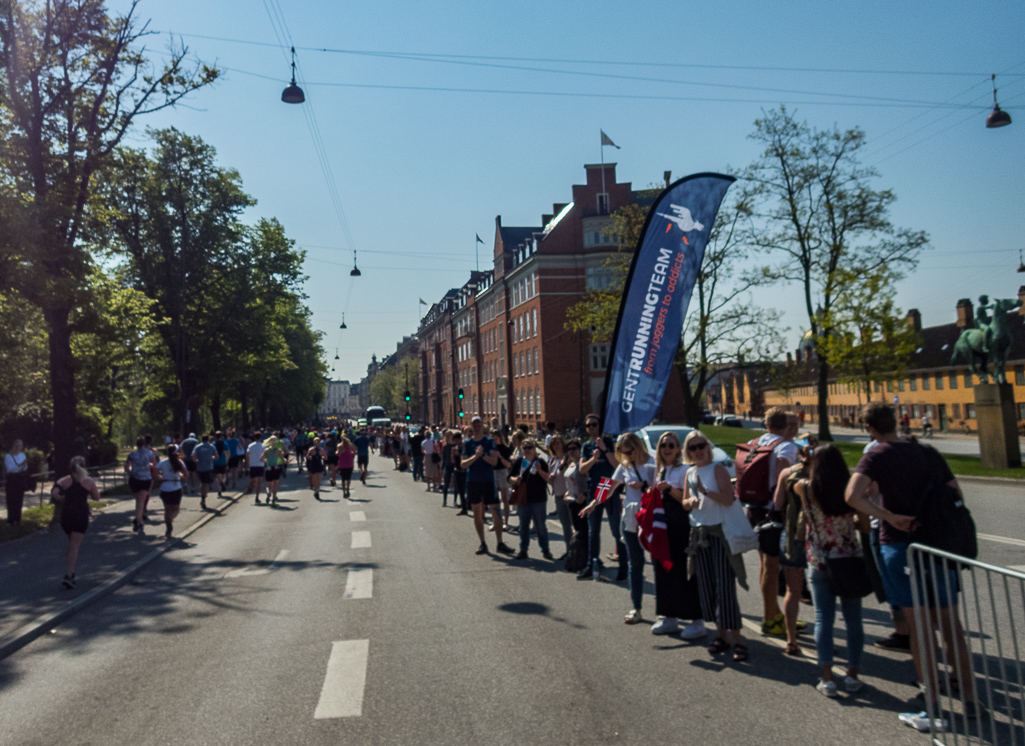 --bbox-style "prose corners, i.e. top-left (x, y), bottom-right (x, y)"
top-left (951, 297), bottom-right (1023, 384)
